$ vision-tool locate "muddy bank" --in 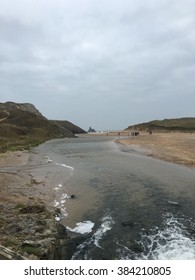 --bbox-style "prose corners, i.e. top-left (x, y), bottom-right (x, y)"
top-left (0, 150), bottom-right (71, 260)
top-left (116, 132), bottom-right (195, 168)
